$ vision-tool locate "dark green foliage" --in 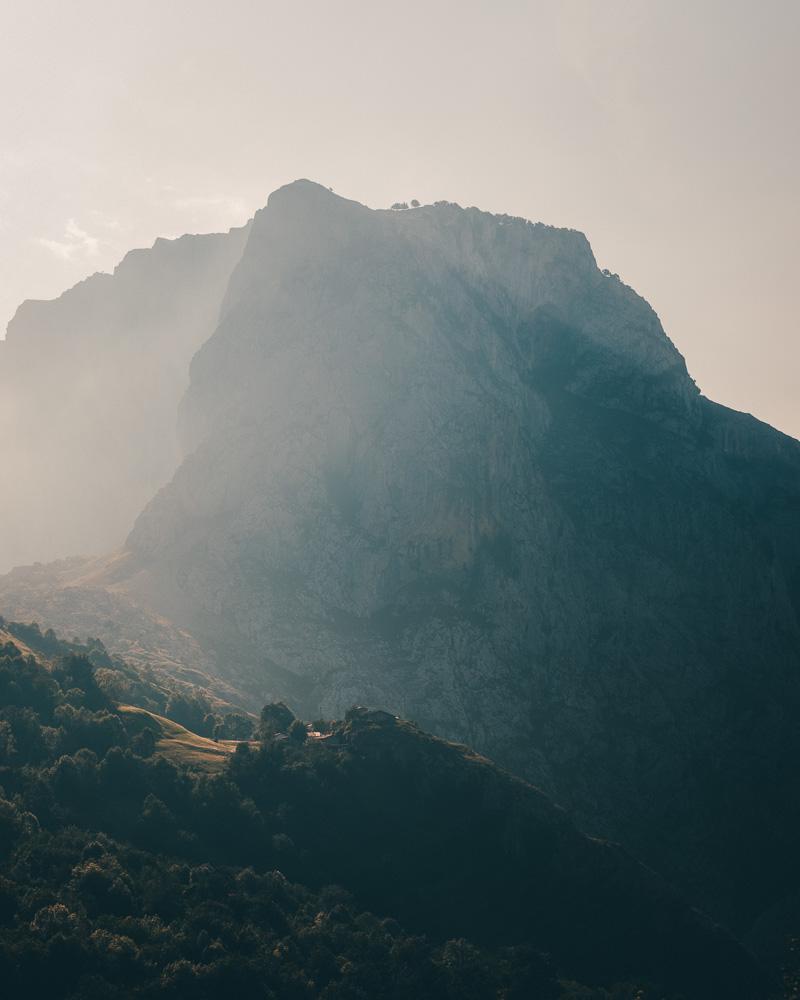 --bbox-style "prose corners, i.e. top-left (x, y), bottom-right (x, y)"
top-left (258, 700), bottom-right (295, 738)
top-left (0, 621), bottom-right (777, 999)
top-left (213, 713), bottom-right (254, 741)
top-left (287, 718), bottom-right (307, 744)
top-left (56, 656), bottom-right (111, 713)
top-left (130, 728), bottom-right (156, 758)
top-left (0, 631), bottom-right (565, 998)
top-left (4, 620), bottom-right (255, 739)
top-left (164, 693), bottom-right (214, 737)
